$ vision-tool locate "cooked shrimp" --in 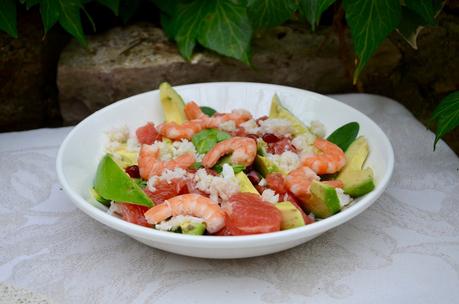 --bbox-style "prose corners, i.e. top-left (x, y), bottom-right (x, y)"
top-left (206, 109), bottom-right (252, 128)
top-left (301, 137), bottom-right (346, 174)
top-left (138, 144), bottom-right (196, 179)
top-left (202, 137), bottom-right (257, 168)
top-left (144, 194), bottom-right (226, 233)
top-left (284, 166), bottom-right (320, 202)
top-left (157, 119), bottom-right (206, 140)
top-left (184, 101), bottom-right (207, 120)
